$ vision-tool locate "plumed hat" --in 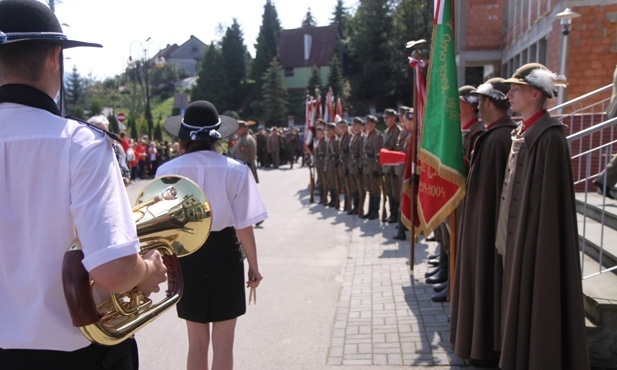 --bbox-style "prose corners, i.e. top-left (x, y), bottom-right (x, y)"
top-left (164, 101), bottom-right (238, 141)
top-left (0, 0), bottom-right (101, 49)
top-left (471, 77), bottom-right (510, 102)
top-left (503, 63), bottom-right (567, 98)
